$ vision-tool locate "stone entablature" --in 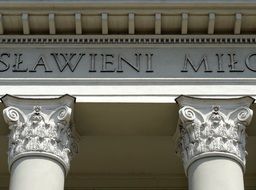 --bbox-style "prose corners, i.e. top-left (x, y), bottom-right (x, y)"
top-left (175, 95), bottom-right (254, 174)
top-left (1, 94), bottom-right (78, 174)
